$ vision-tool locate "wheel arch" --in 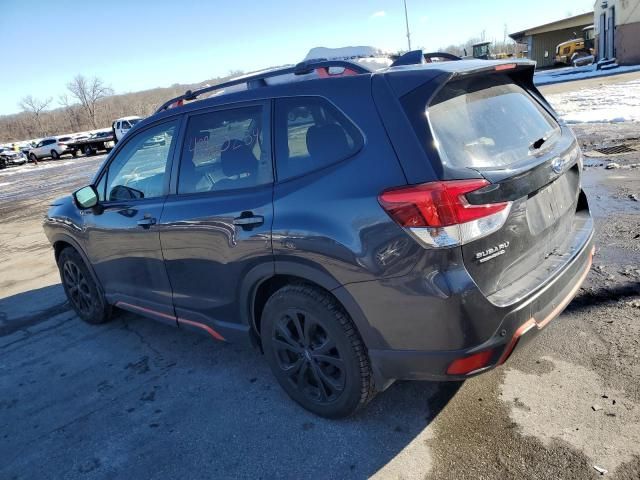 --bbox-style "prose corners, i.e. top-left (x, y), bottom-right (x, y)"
top-left (243, 260), bottom-right (378, 352)
top-left (51, 234), bottom-right (104, 296)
